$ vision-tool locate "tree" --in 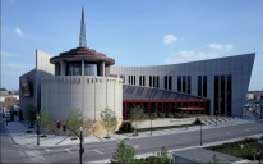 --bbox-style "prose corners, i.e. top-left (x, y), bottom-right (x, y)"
top-left (40, 109), bottom-right (54, 134)
top-left (100, 107), bottom-right (117, 138)
top-left (27, 105), bottom-right (36, 128)
top-left (65, 109), bottom-right (83, 135)
top-left (111, 140), bottom-right (135, 164)
top-left (129, 106), bottom-right (144, 136)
